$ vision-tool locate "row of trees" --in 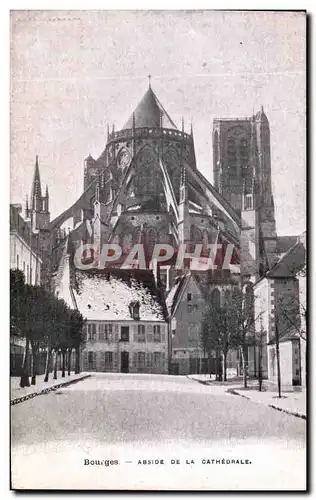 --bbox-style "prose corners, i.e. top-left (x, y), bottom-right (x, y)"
top-left (201, 285), bottom-right (261, 389)
top-left (10, 269), bottom-right (86, 388)
top-left (201, 277), bottom-right (306, 395)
